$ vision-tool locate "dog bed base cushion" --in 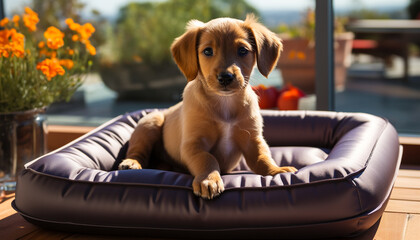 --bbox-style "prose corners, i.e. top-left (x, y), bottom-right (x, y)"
top-left (13, 110), bottom-right (402, 239)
